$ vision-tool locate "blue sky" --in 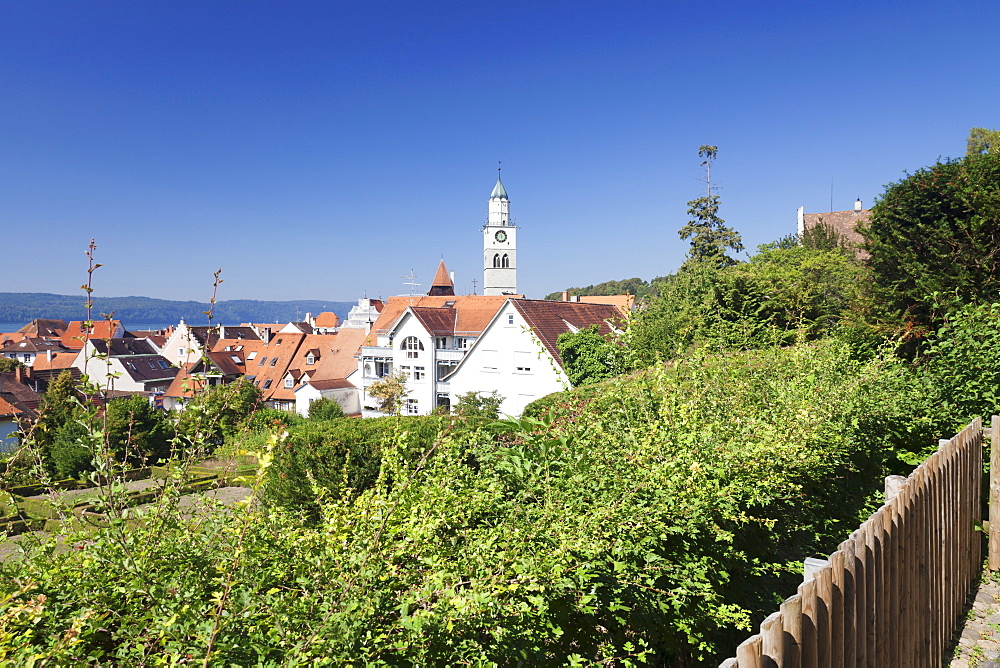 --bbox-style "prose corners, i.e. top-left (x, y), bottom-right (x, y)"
top-left (2, 1), bottom-right (998, 303)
